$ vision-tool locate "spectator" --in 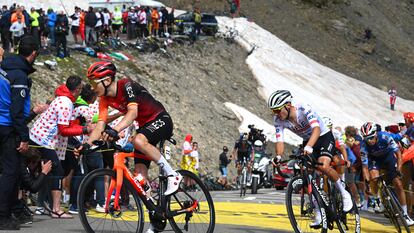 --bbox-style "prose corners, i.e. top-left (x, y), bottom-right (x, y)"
top-left (194, 7), bottom-right (202, 36)
top-left (47, 8), bottom-right (56, 46)
top-left (151, 7), bottom-right (159, 36)
top-left (37, 9), bottom-right (45, 47)
top-left (138, 6), bottom-right (147, 38)
top-left (55, 10), bottom-right (69, 61)
top-left (9, 15), bottom-right (25, 51)
top-left (0, 35), bottom-right (39, 230)
top-left (29, 7), bottom-right (40, 45)
top-left (218, 146), bottom-right (231, 187)
top-left (70, 6), bottom-right (81, 44)
top-left (102, 8), bottom-right (111, 38)
top-left (111, 6), bottom-right (123, 38)
top-left (95, 9), bottom-right (103, 42)
top-left (190, 141), bottom-right (200, 175)
top-left (160, 6), bottom-right (168, 37)
top-left (85, 7), bottom-right (97, 45)
top-left (0, 6), bottom-right (12, 53)
top-left (127, 7), bottom-right (137, 40)
top-left (79, 9), bottom-right (86, 46)
top-left (29, 76), bottom-right (93, 219)
top-left (180, 134), bottom-right (193, 171)
top-left (388, 86), bottom-right (397, 111)
top-left (157, 7), bottom-right (163, 37)
top-left (166, 7), bottom-right (175, 35)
